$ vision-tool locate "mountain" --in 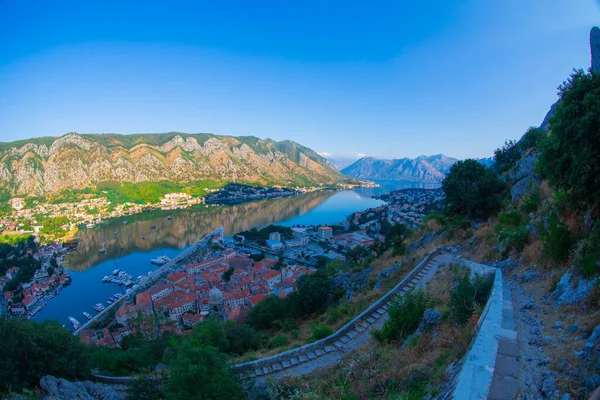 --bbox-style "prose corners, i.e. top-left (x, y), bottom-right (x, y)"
top-left (0, 132), bottom-right (349, 196)
top-left (324, 156), bottom-right (361, 171)
top-left (341, 154), bottom-right (458, 182)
